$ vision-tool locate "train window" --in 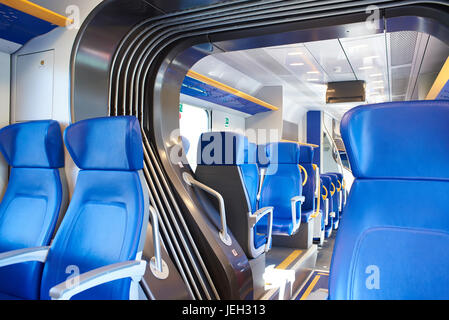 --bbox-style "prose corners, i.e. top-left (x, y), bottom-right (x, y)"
top-left (179, 103), bottom-right (210, 171)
